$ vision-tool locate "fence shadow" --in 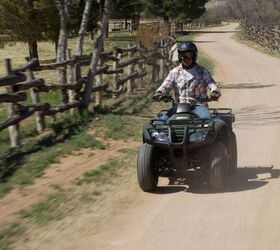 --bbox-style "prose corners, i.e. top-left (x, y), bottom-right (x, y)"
top-left (176, 30), bottom-right (237, 35)
top-left (221, 82), bottom-right (275, 89)
top-left (0, 115), bottom-right (92, 183)
top-left (108, 35), bottom-right (136, 42)
top-left (234, 105), bottom-right (280, 126)
top-left (154, 165), bottom-right (279, 194)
